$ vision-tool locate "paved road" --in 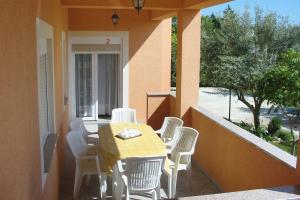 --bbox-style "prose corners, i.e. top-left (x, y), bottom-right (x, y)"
top-left (199, 87), bottom-right (273, 126)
